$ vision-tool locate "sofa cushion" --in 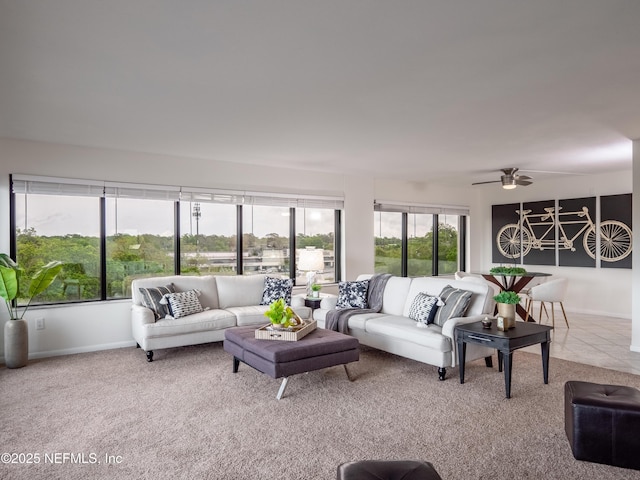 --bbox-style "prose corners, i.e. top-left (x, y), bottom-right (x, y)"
top-left (225, 305), bottom-right (271, 327)
top-left (381, 276), bottom-right (413, 315)
top-left (346, 312), bottom-right (391, 331)
top-left (216, 274), bottom-right (266, 309)
top-left (163, 290), bottom-right (204, 319)
top-left (433, 285), bottom-right (473, 326)
top-left (337, 279), bottom-right (369, 308)
top-left (364, 317), bottom-right (451, 351)
top-left (142, 309), bottom-right (237, 338)
top-left (260, 276), bottom-right (293, 306)
top-left (408, 293), bottom-right (440, 325)
top-left (139, 284), bottom-right (176, 320)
